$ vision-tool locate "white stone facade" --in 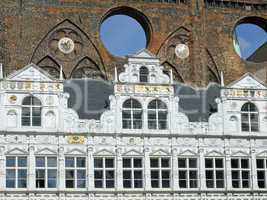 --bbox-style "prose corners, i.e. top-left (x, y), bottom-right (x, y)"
top-left (0, 50), bottom-right (266, 200)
